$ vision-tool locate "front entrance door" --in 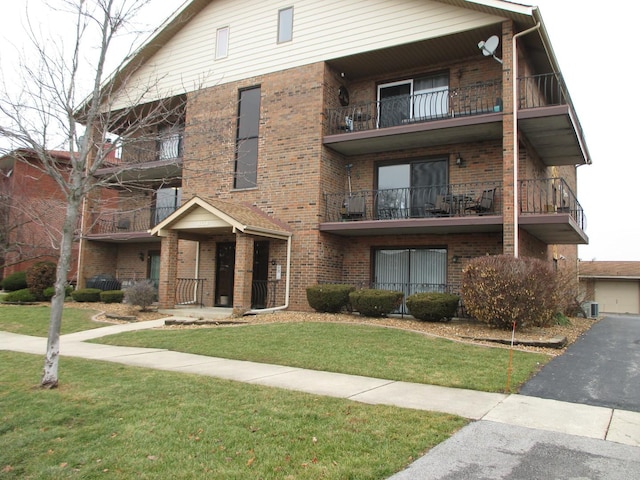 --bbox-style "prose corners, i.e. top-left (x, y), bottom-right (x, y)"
top-left (215, 242), bottom-right (235, 306)
top-left (251, 241), bottom-right (270, 308)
